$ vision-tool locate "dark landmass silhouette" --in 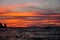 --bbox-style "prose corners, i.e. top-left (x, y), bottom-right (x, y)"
top-left (0, 22), bottom-right (7, 28)
top-left (0, 24), bottom-right (60, 40)
top-left (0, 22), bottom-right (60, 40)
